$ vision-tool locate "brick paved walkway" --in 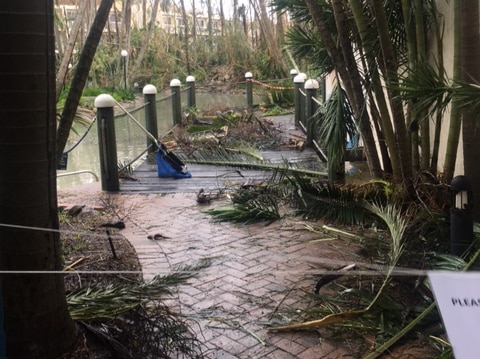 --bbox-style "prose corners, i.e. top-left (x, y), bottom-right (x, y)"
top-left (112, 191), bottom-right (354, 358)
top-left (57, 111), bottom-right (357, 357)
